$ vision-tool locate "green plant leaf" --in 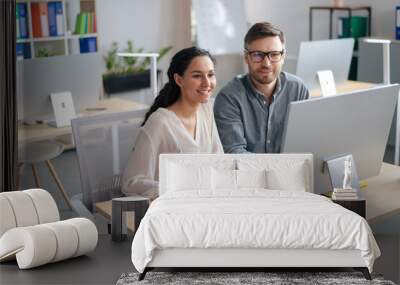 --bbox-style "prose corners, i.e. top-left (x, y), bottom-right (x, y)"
top-left (103, 42), bottom-right (119, 72)
top-left (103, 40), bottom-right (173, 77)
top-left (157, 46), bottom-right (173, 61)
